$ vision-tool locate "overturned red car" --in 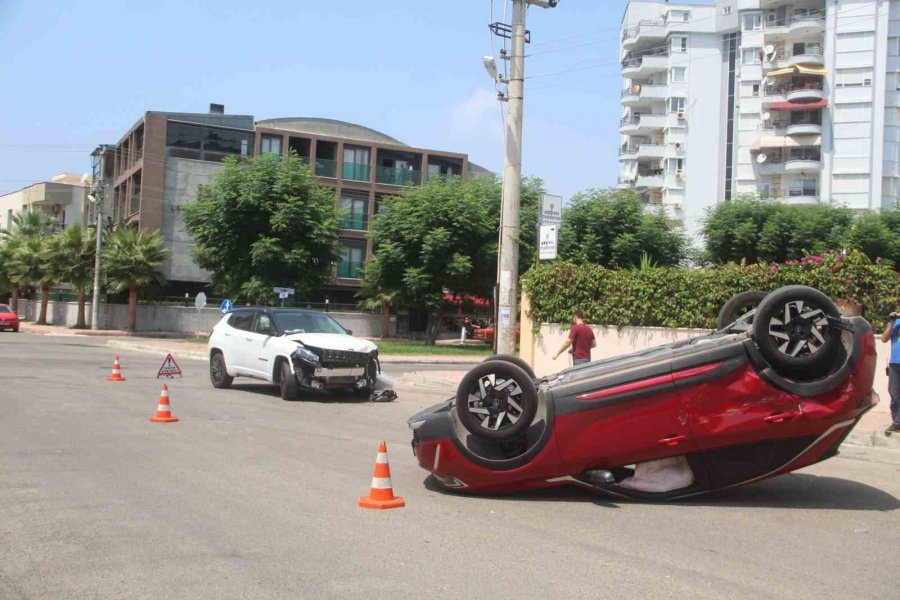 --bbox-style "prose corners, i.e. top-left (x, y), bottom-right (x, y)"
top-left (409, 286), bottom-right (878, 500)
